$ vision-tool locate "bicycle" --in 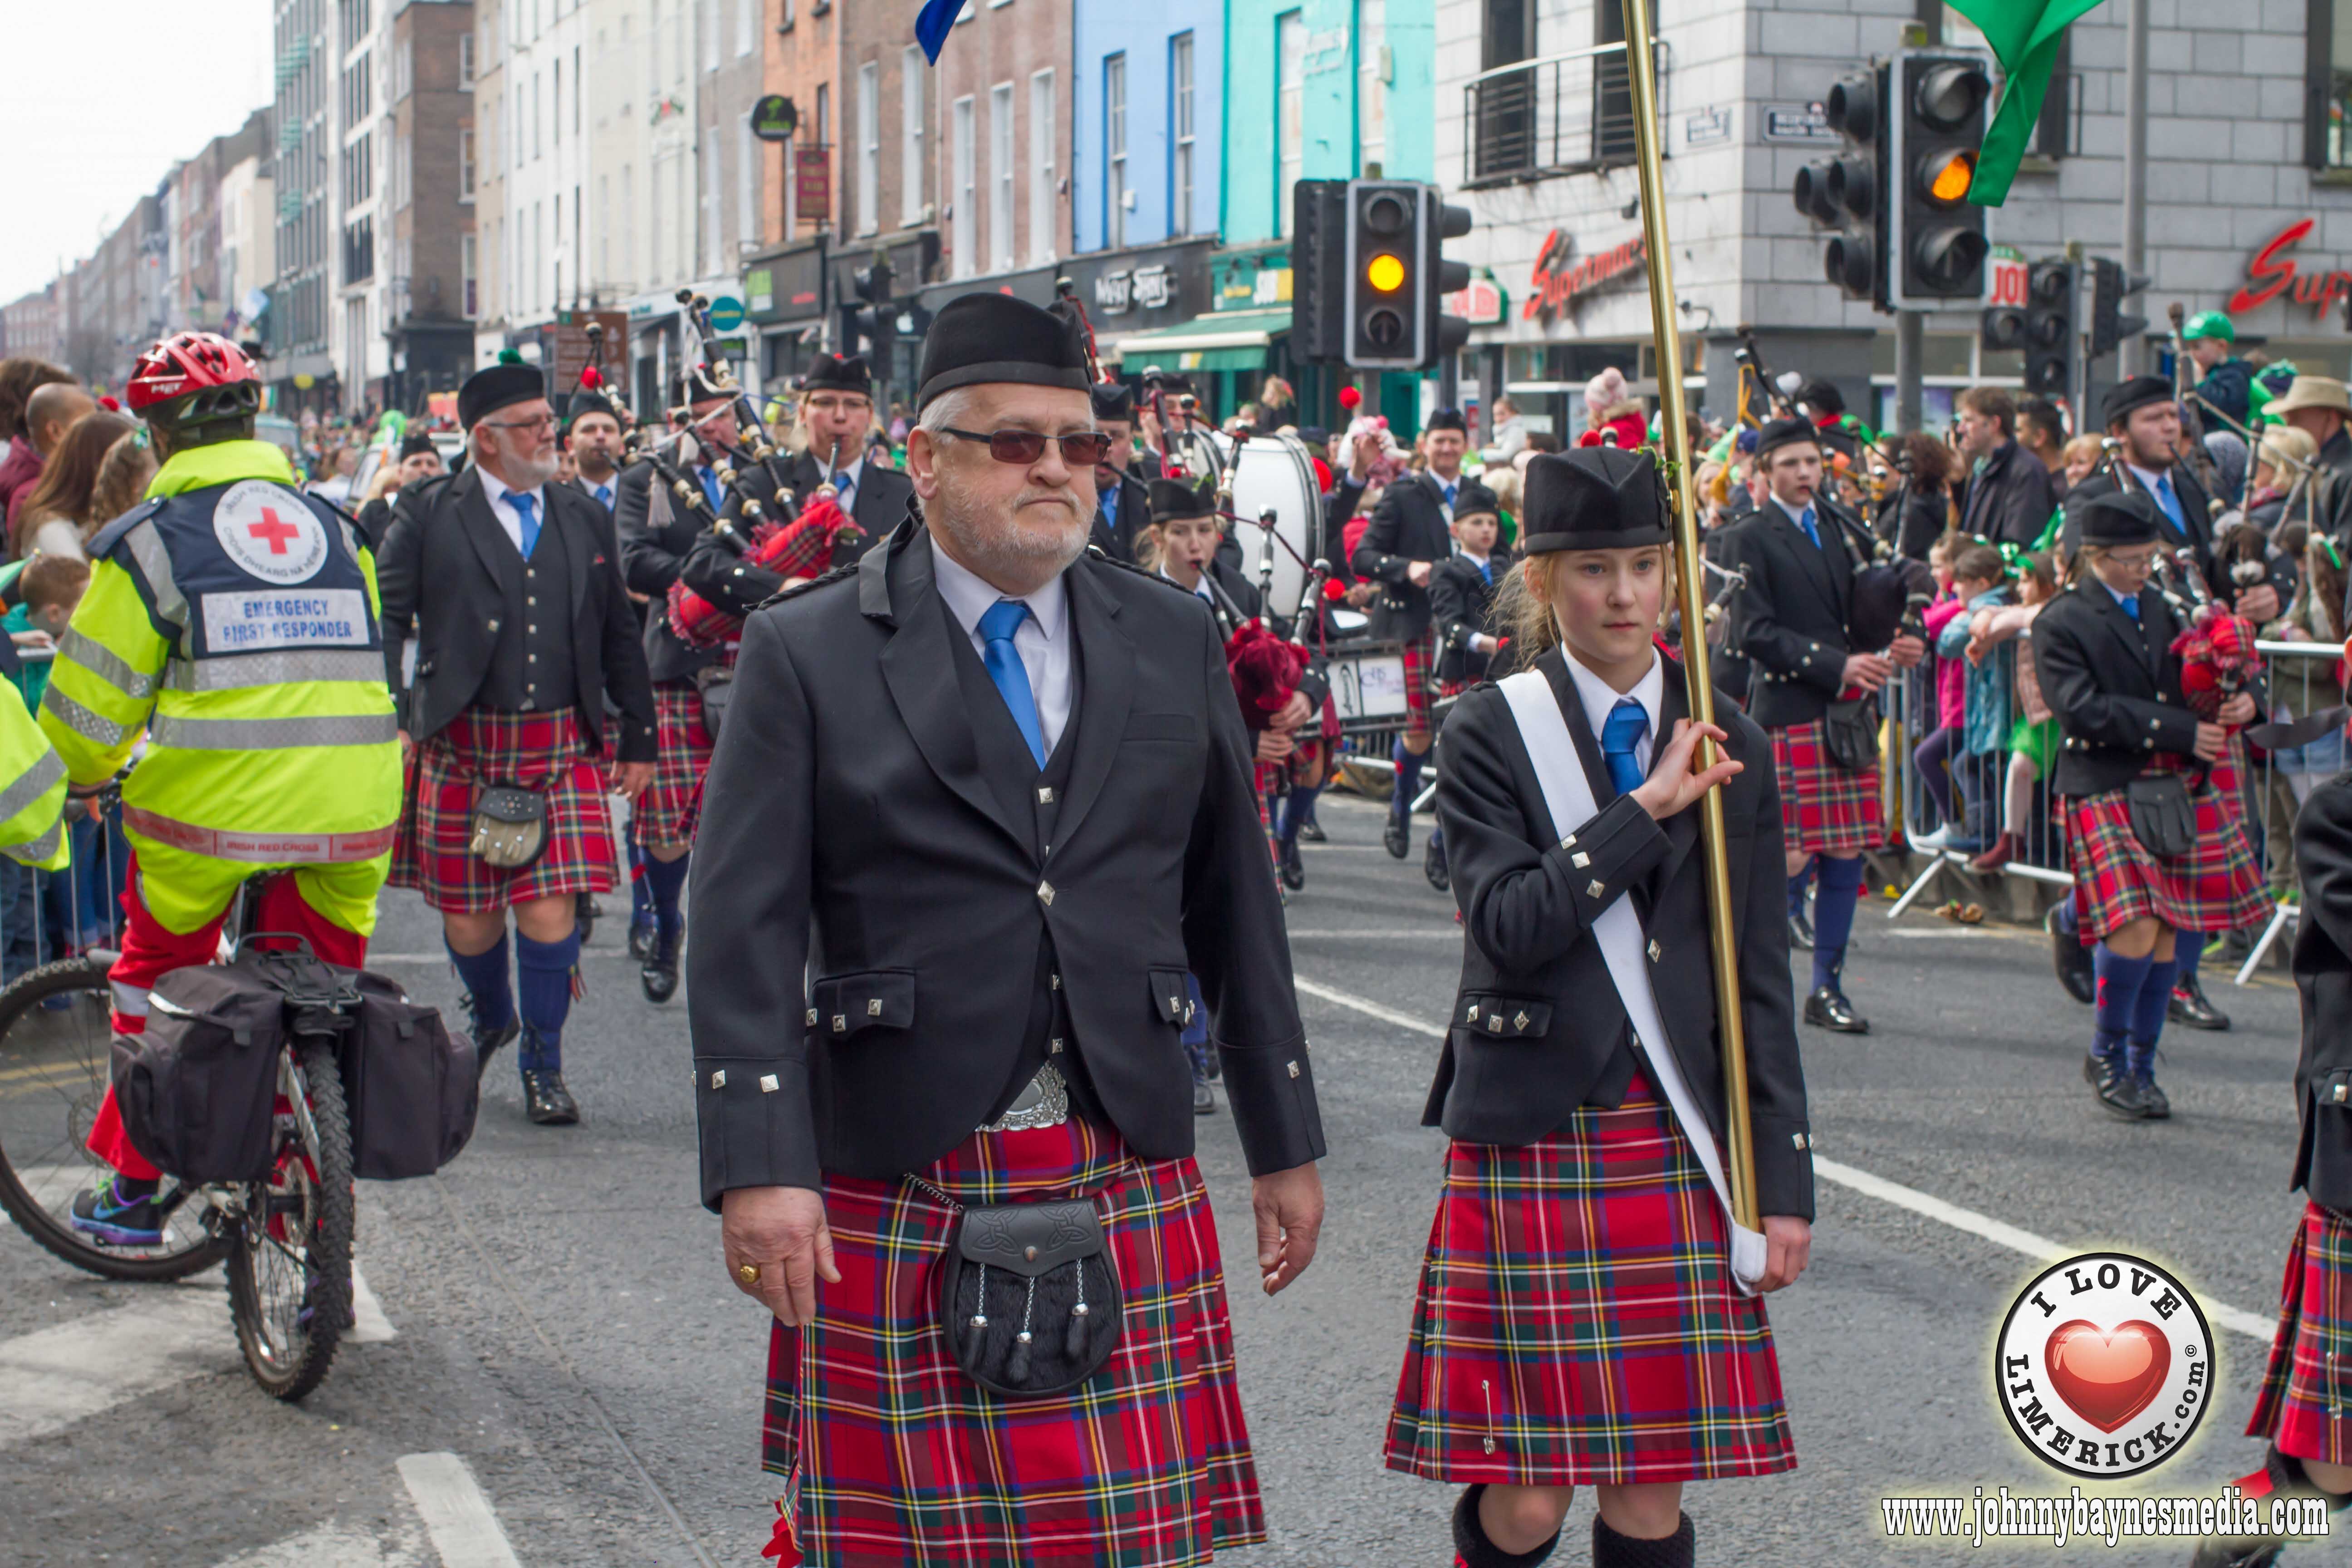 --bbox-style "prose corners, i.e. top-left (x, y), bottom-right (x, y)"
top-left (0, 869), bottom-right (363, 1402)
